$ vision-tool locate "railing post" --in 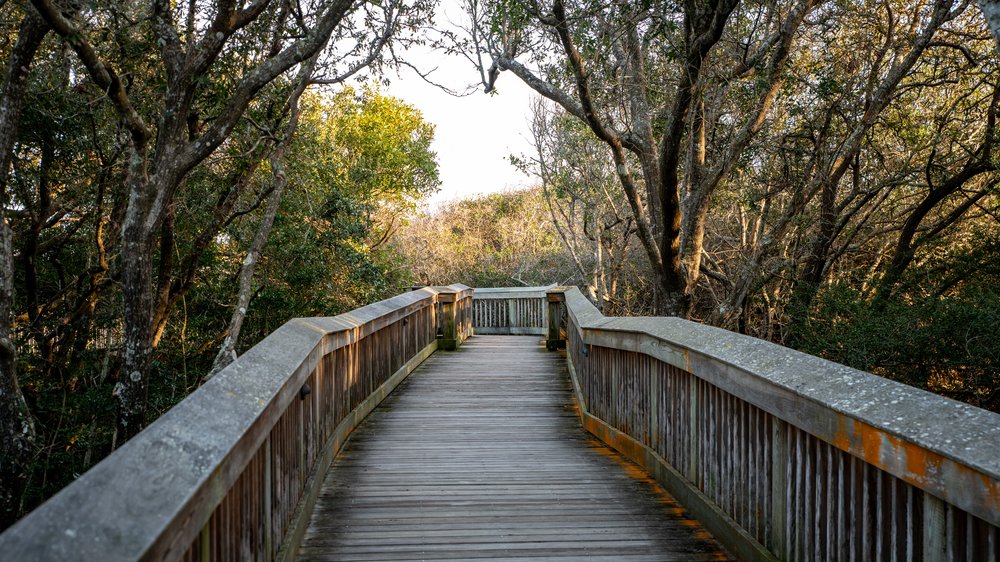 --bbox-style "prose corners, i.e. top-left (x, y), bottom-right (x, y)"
top-left (438, 289), bottom-right (459, 351)
top-left (459, 291), bottom-right (473, 340)
top-left (545, 288), bottom-right (566, 351)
